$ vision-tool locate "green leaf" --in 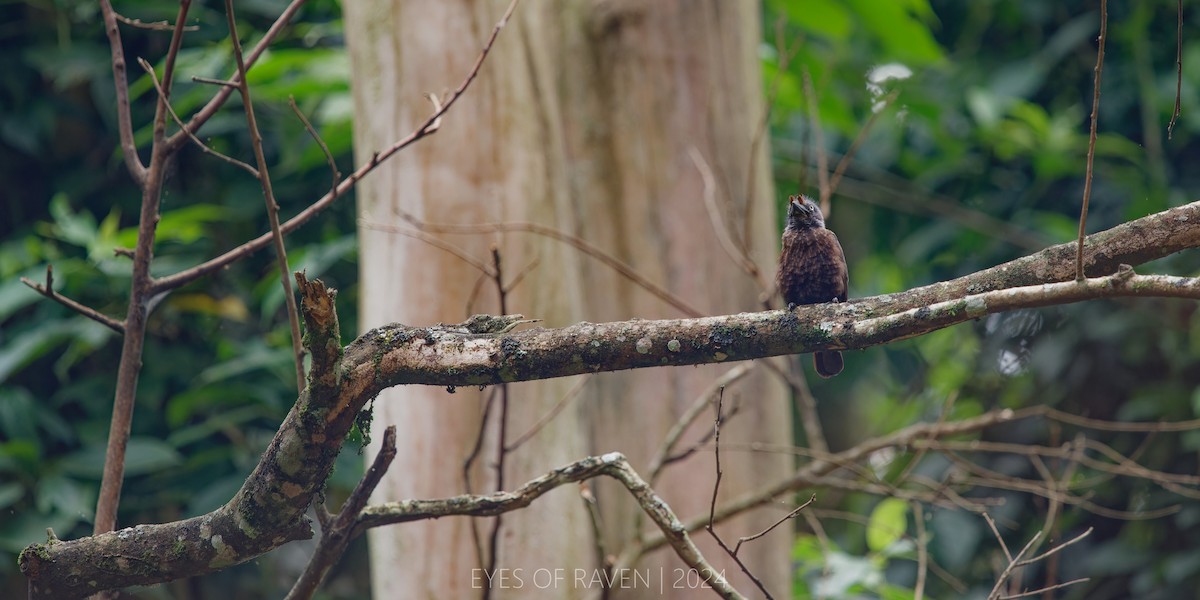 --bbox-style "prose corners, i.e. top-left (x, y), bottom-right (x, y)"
top-left (60, 438), bottom-right (183, 479)
top-left (43, 194), bottom-right (97, 248)
top-left (35, 475), bottom-right (93, 519)
top-left (0, 482), bottom-right (25, 511)
top-left (770, 0), bottom-right (853, 41)
top-left (0, 319), bottom-right (103, 384)
top-left (116, 204), bottom-right (230, 248)
top-left (866, 498), bottom-right (909, 553)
